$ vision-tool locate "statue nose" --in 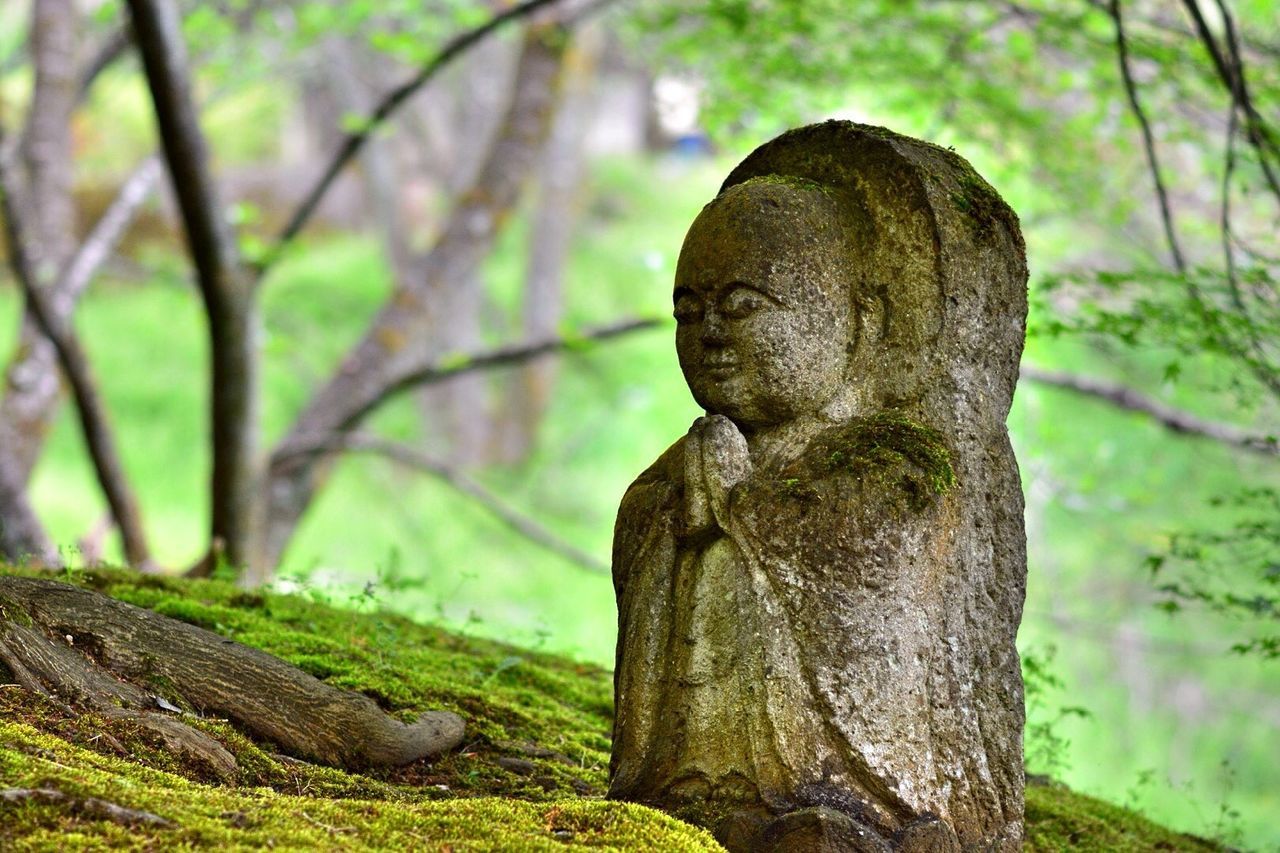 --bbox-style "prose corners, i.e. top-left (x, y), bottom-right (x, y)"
top-left (701, 308), bottom-right (729, 345)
